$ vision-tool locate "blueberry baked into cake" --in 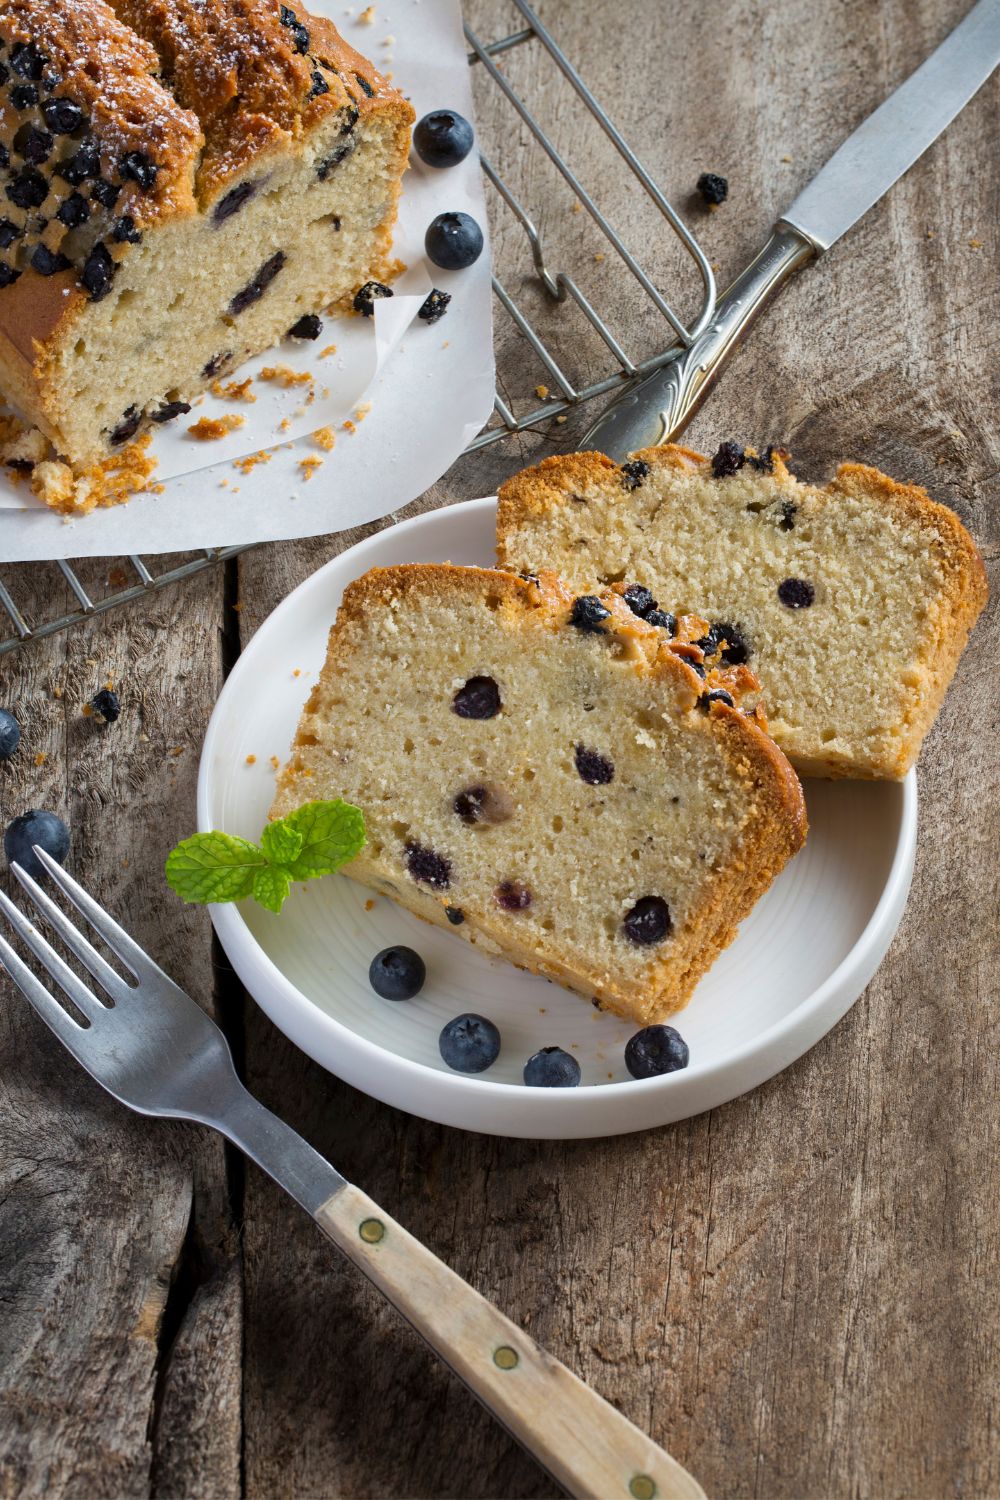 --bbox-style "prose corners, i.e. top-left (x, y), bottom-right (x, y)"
top-left (496, 446), bottom-right (988, 779)
top-left (271, 564), bottom-right (806, 1023)
top-left (0, 0), bottom-right (412, 485)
